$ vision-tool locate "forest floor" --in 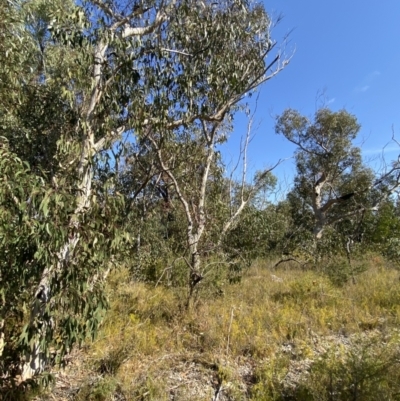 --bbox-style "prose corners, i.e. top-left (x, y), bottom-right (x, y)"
top-left (36, 255), bottom-right (400, 401)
